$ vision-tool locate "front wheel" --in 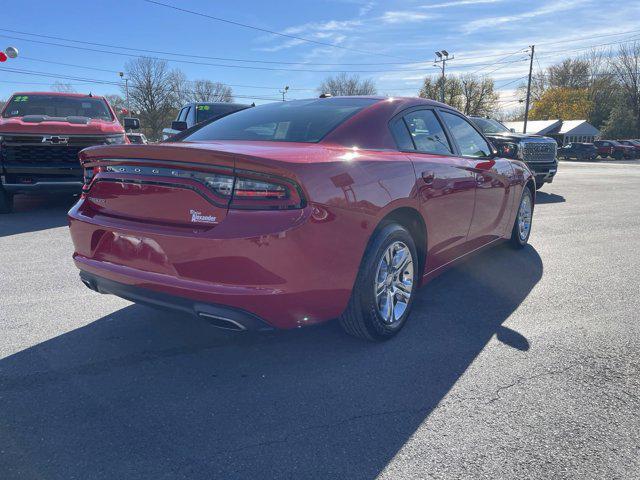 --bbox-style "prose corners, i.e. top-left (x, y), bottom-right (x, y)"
top-left (510, 187), bottom-right (534, 249)
top-left (340, 224), bottom-right (418, 341)
top-left (0, 189), bottom-right (13, 214)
